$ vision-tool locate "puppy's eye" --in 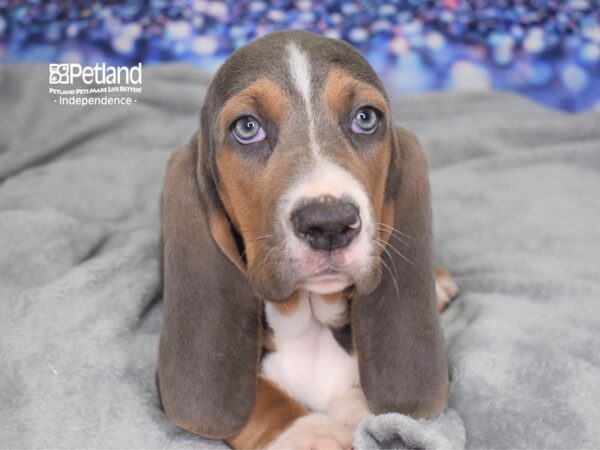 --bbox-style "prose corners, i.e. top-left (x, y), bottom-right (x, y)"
top-left (232, 116), bottom-right (266, 144)
top-left (351, 107), bottom-right (379, 134)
